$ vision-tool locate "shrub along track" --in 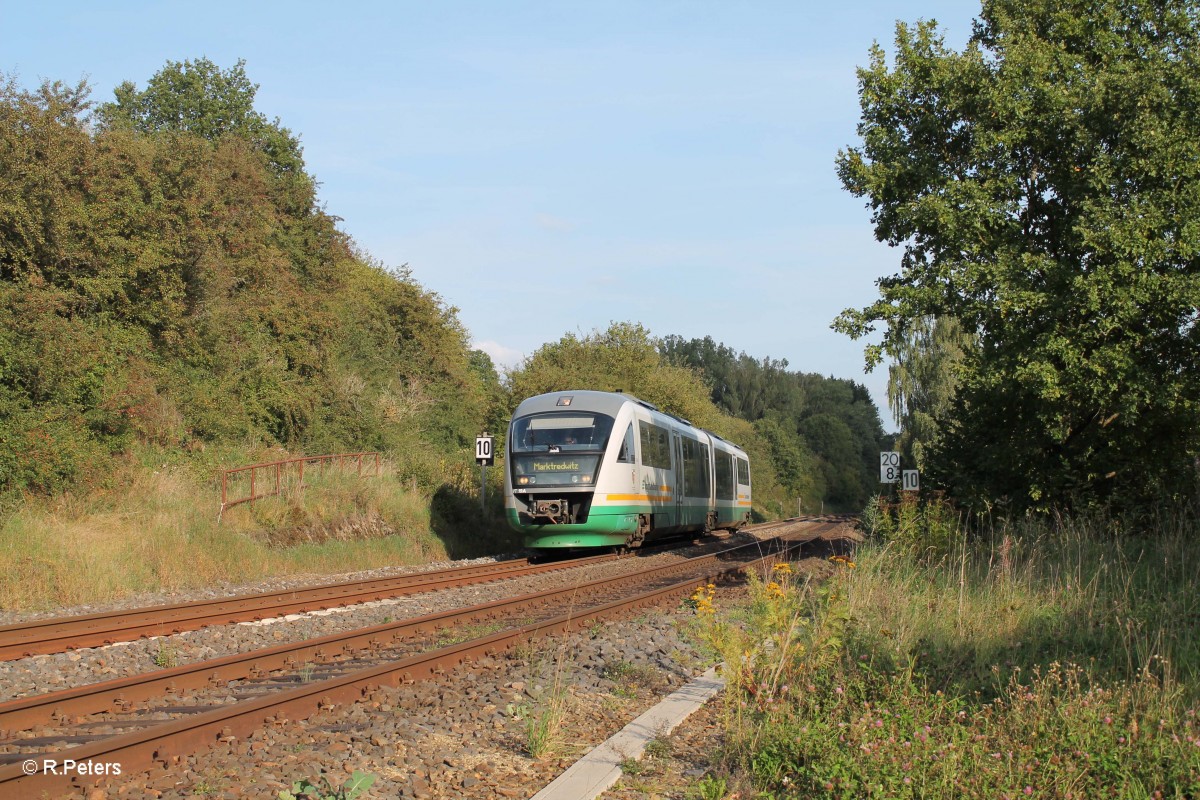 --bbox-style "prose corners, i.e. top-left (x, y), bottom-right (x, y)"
top-left (0, 517), bottom-right (849, 798)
